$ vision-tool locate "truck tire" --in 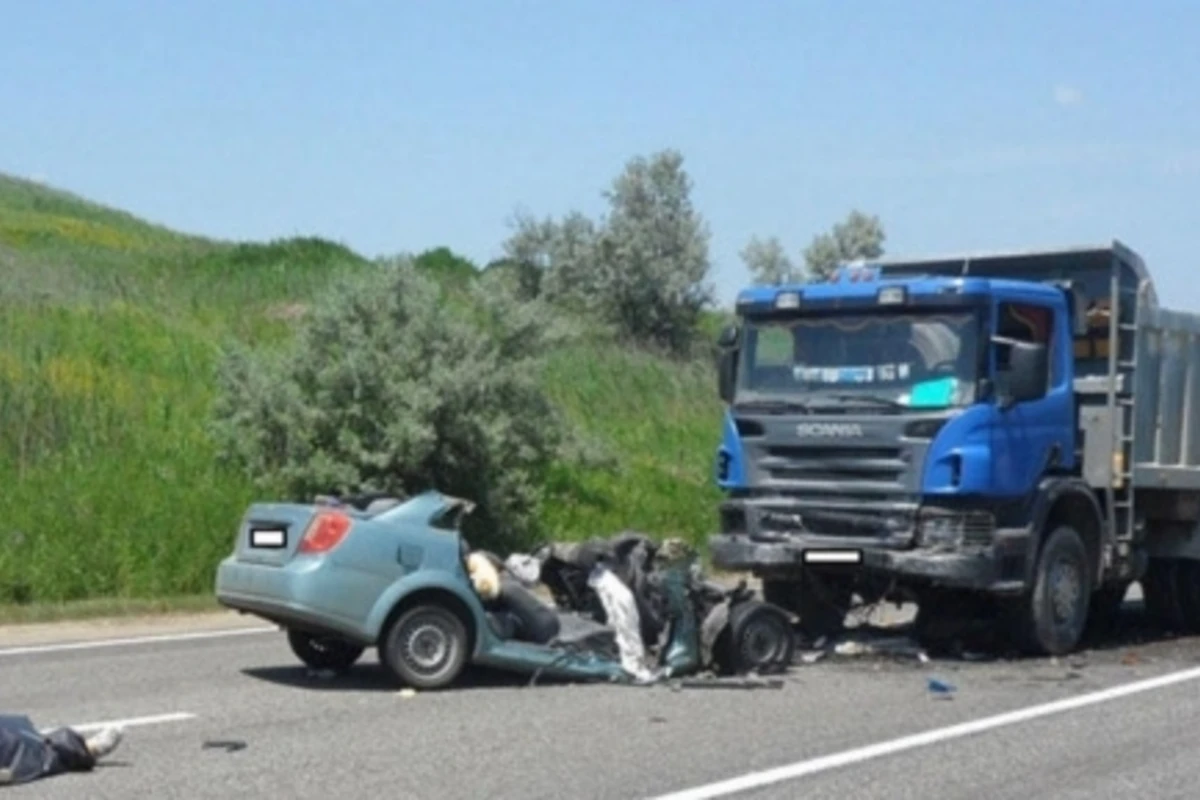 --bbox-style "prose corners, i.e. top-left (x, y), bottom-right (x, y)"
top-left (1082, 582), bottom-right (1129, 644)
top-left (1142, 558), bottom-right (1200, 634)
top-left (1007, 524), bottom-right (1093, 656)
top-left (762, 571), bottom-right (852, 642)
